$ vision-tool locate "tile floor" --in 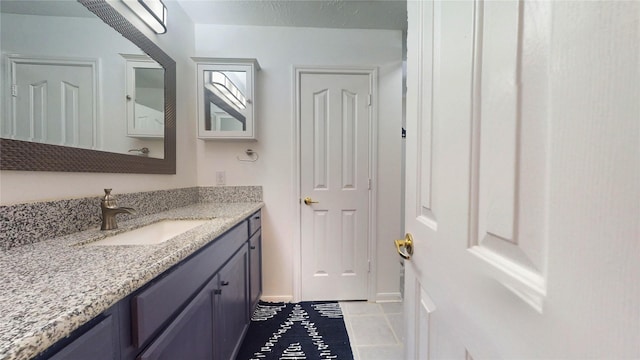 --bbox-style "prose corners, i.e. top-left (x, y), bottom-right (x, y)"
top-left (339, 301), bottom-right (404, 360)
